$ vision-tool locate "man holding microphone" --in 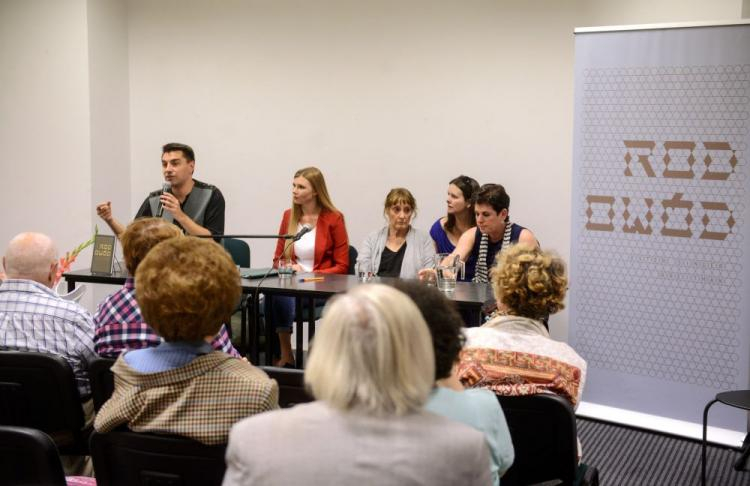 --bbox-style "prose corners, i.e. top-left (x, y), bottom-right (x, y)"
top-left (96, 143), bottom-right (225, 237)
